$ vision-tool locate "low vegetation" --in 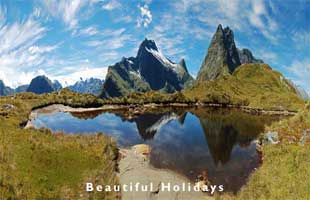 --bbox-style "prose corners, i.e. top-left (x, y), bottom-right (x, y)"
top-left (0, 90), bottom-right (118, 199)
top-left (185, 64), bottom-right (304, 111)
top-left (235, 102), bottom-right (310, 200)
